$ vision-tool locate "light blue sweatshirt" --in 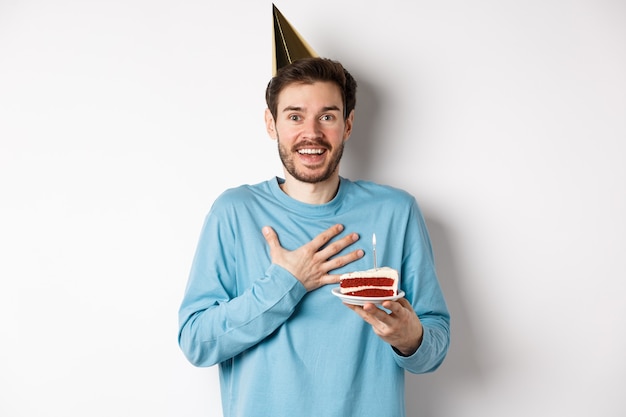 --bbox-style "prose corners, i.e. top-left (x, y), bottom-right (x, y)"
top-left (178, 177), bottom-right (450, 417)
